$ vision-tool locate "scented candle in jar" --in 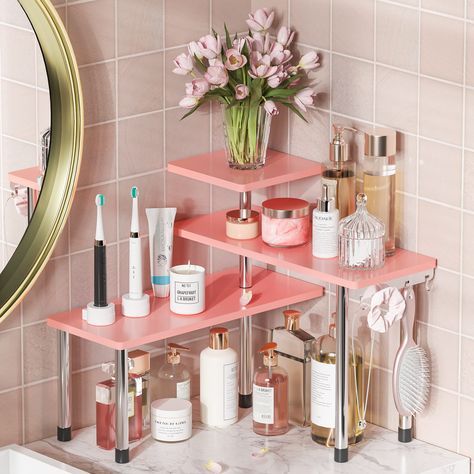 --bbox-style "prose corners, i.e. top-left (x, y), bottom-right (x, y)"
top-left (261, 198), bottom-right (310, 248)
